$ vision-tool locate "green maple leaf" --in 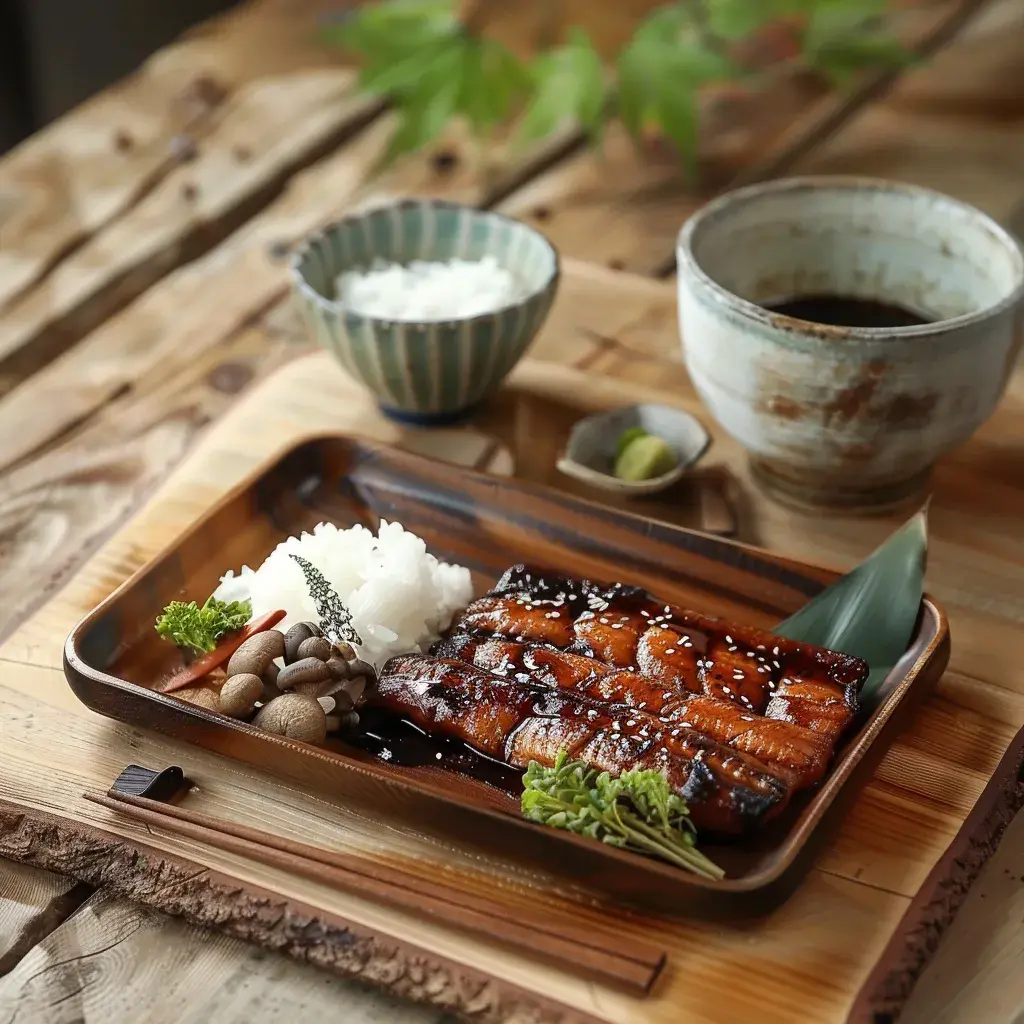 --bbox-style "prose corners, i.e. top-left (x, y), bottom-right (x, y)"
top-left (617, 5), bottom-right (739, 177)
top-left (802, 0), bottom-right (914, 83)
top-left (519, 28), bottom-right (606, 145)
